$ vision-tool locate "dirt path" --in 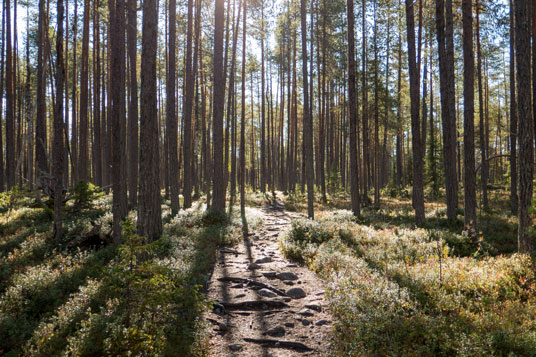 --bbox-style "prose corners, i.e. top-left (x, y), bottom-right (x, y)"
top-left (206, 203), bottom-right (333, 356)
